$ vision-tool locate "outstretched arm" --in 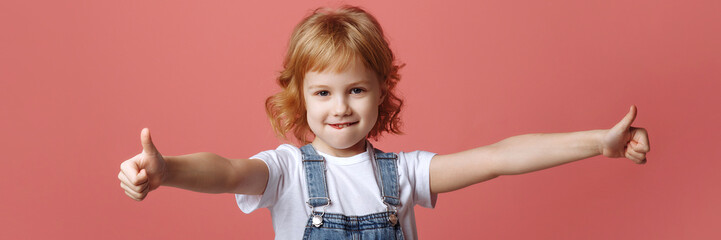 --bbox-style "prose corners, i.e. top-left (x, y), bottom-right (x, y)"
top-left (429, 105), bottom-right (650, 194)
top-left (162, 153), bottom-right (268, 195)
top-left (118, 128), bottom-right (268, 201)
